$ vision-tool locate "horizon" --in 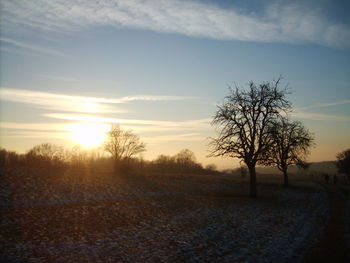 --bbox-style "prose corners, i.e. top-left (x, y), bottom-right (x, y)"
top-left (1, 0), bottom-right (350, 170)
